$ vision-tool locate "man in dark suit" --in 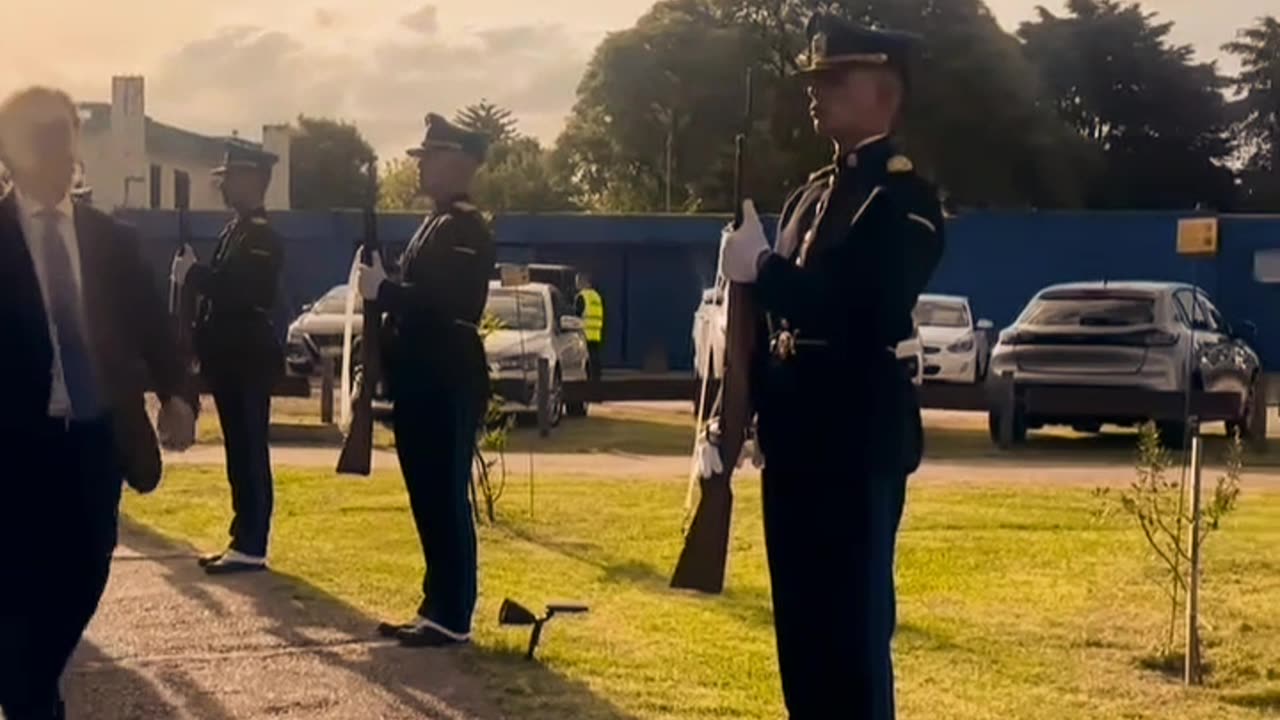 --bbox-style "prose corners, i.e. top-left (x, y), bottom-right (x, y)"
top-left (0, 86), bottom-right (196, 720)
